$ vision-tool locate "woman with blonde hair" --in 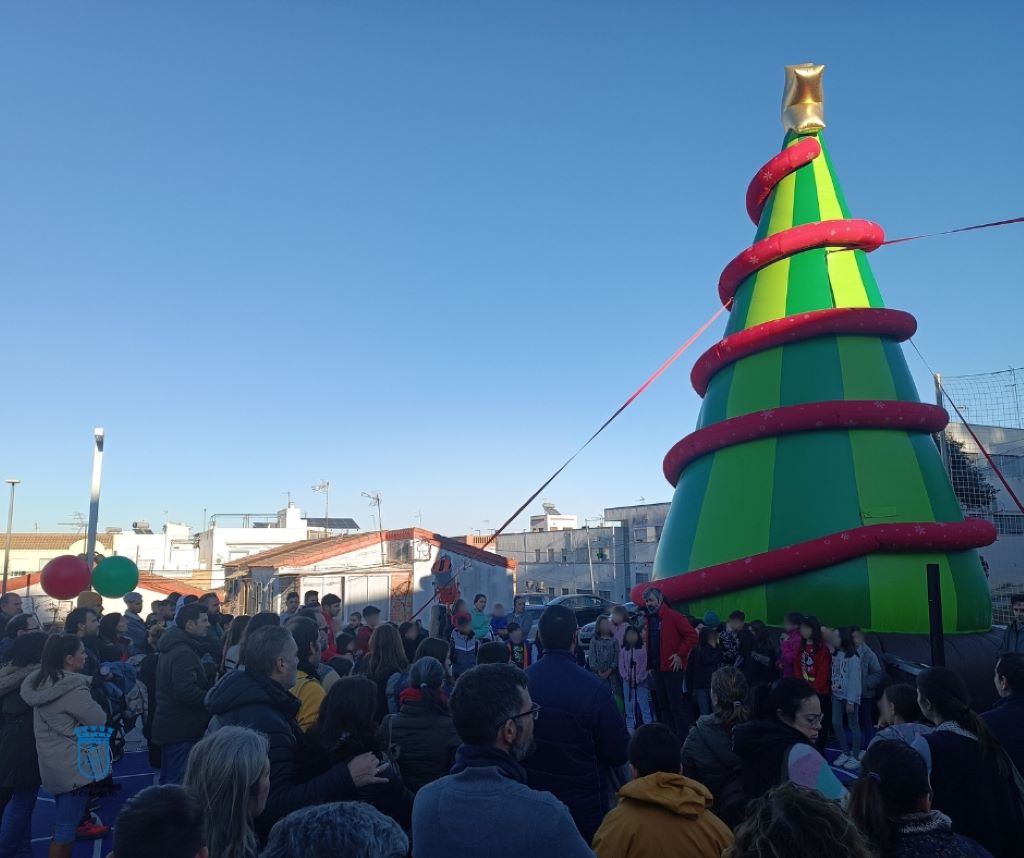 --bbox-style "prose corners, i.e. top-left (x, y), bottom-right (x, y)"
top-left (184, 726), bottom-right (270, 858)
